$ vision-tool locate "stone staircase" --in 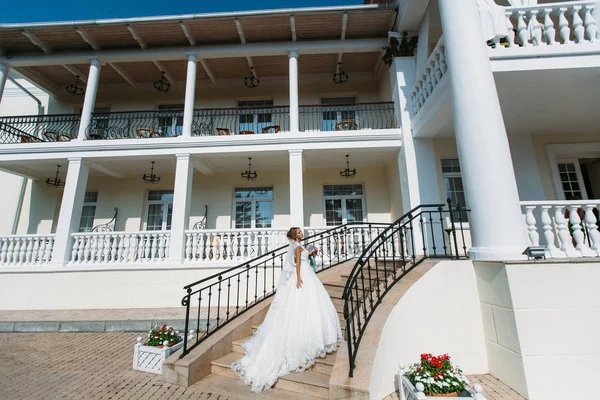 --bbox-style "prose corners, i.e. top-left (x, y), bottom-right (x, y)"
top-left (164, 258), bottom-right (432, 399)
top-left (190, 260), bottom-right (355, 399)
